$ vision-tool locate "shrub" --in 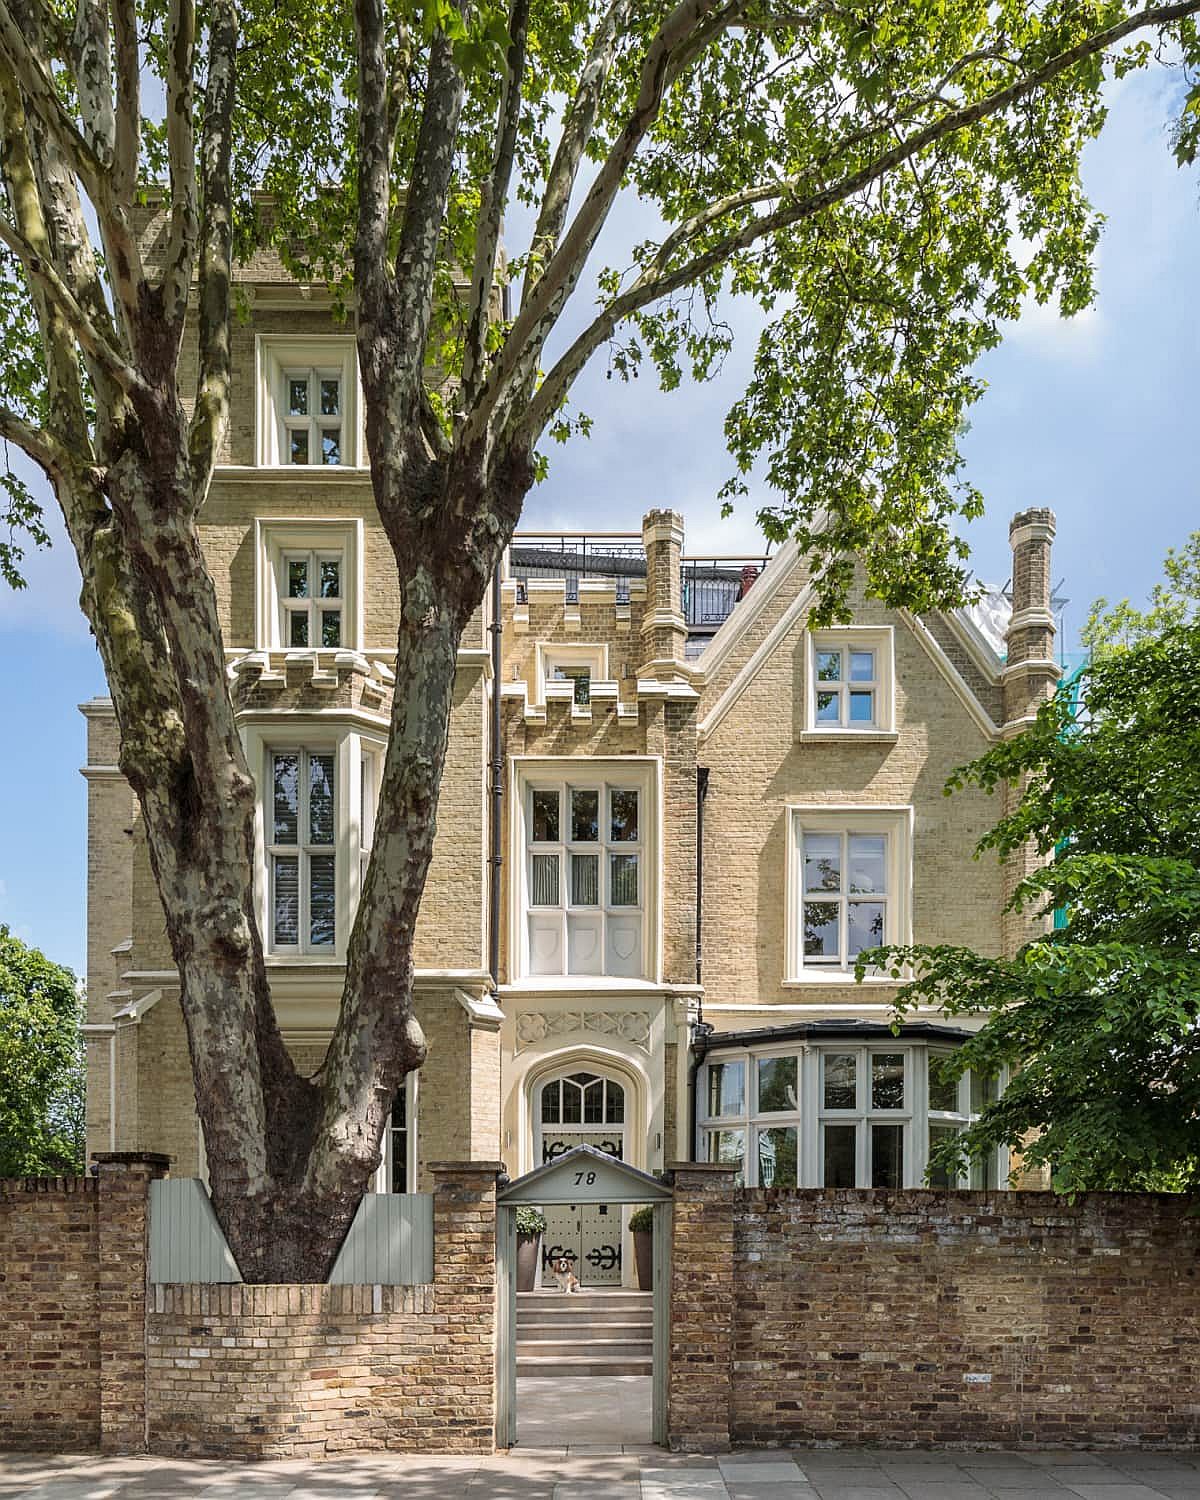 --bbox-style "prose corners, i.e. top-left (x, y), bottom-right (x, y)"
top-left (516, 1206), bottom-right (546, 1235)
top-left (629, 1206), bottom-right (654, 1234)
